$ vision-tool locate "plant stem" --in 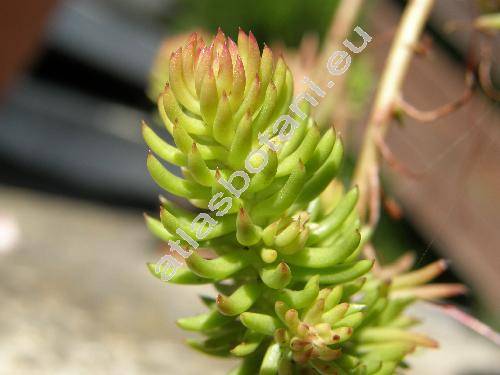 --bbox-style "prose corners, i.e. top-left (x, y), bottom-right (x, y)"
top-left (315, 0), bottom-right (365, 128)
top-left (352, 0), bottom-right (436, 220)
